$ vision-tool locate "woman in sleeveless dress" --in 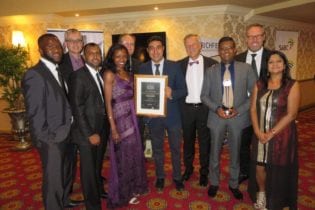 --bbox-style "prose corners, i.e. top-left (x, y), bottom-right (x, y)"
top-left (102, 44), bottom-right (148, 208)
top-left (248, 50), bottom-right (300, 210)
